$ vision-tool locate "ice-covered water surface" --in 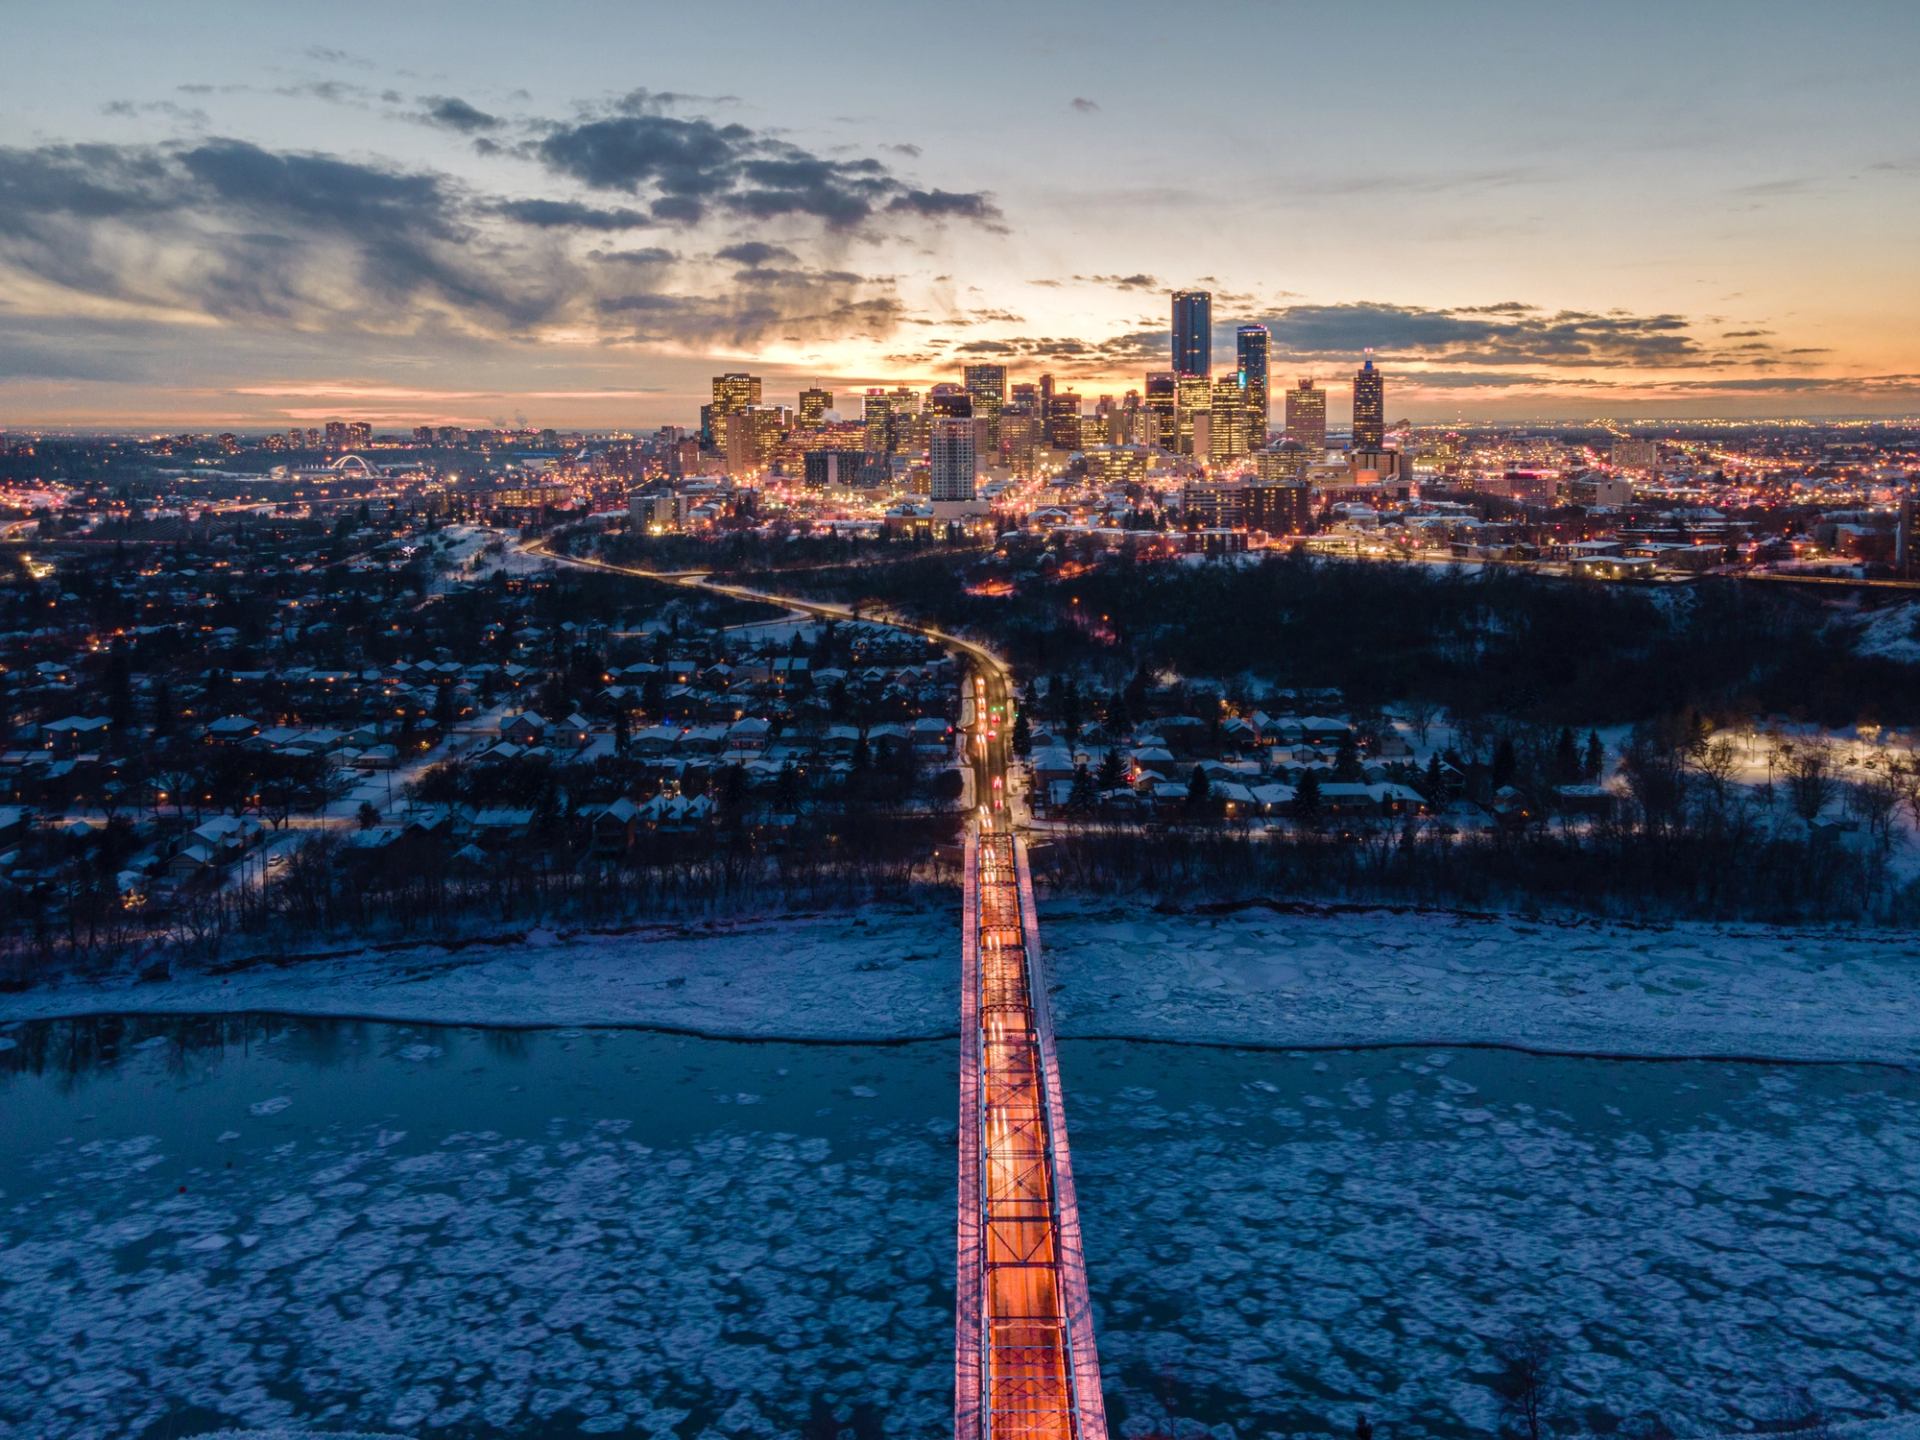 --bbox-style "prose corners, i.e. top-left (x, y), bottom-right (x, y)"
top-left (0, 1018), bottom-right (957, 1440)
top-left (1069, 1045), bottom-right (1920, 1439)
top-left (0, 1017), bottom-right (1915, 1440)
